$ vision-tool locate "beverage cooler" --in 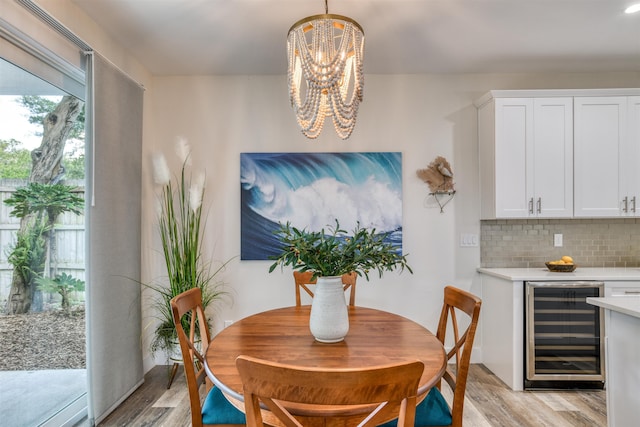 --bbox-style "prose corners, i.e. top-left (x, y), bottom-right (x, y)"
top-left (525, 281), bottom-right (605, 389)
